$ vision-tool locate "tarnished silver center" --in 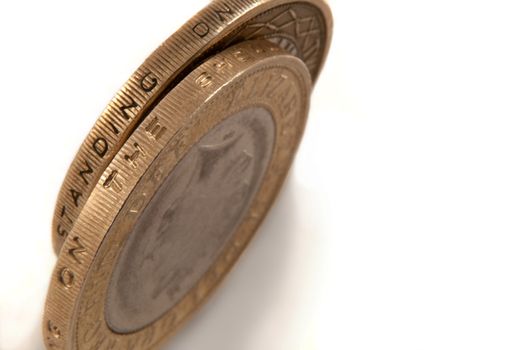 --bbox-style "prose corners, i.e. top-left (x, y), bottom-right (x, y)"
top-left (105, 107), bottom-right (275, 333)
